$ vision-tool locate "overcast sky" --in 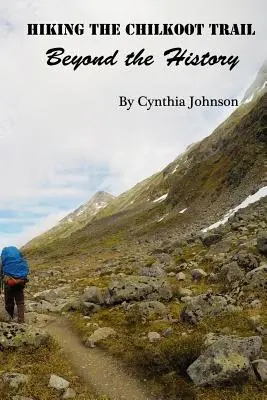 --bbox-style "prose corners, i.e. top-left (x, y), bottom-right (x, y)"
top-left (0, 0), bottom-right (266, 246)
